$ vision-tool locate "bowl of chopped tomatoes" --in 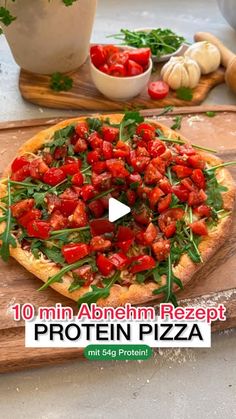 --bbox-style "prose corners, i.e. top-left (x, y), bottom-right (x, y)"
top-left (90, 44), bottom-right (152, 100)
